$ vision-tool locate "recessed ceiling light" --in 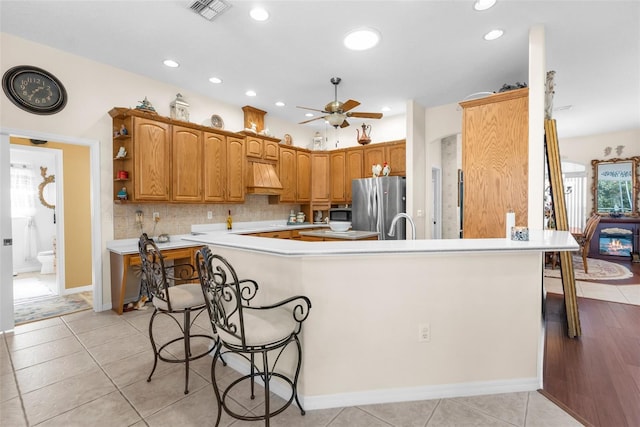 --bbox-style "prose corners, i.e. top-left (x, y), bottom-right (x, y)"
top-left (344, 27), bottom-right (381, 51)
top-left (381, 106), bottom-right (391, 112)
top-left (275, 101), bottom-right (285, 107)
top-left (305, 113), bottom-right (314, 117)
top-left (246, 90), bottom-right (257, 97)
top-left (163, 59), bottom-right (179, 68)
top-left (209, 76), bottom-right (222, 84)
top-left (474, 0), bottom-right (497, 11)
top-left (484, 29), bottom-right (504, 41)
top-left (249, 7), bottom-right (269, 21)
